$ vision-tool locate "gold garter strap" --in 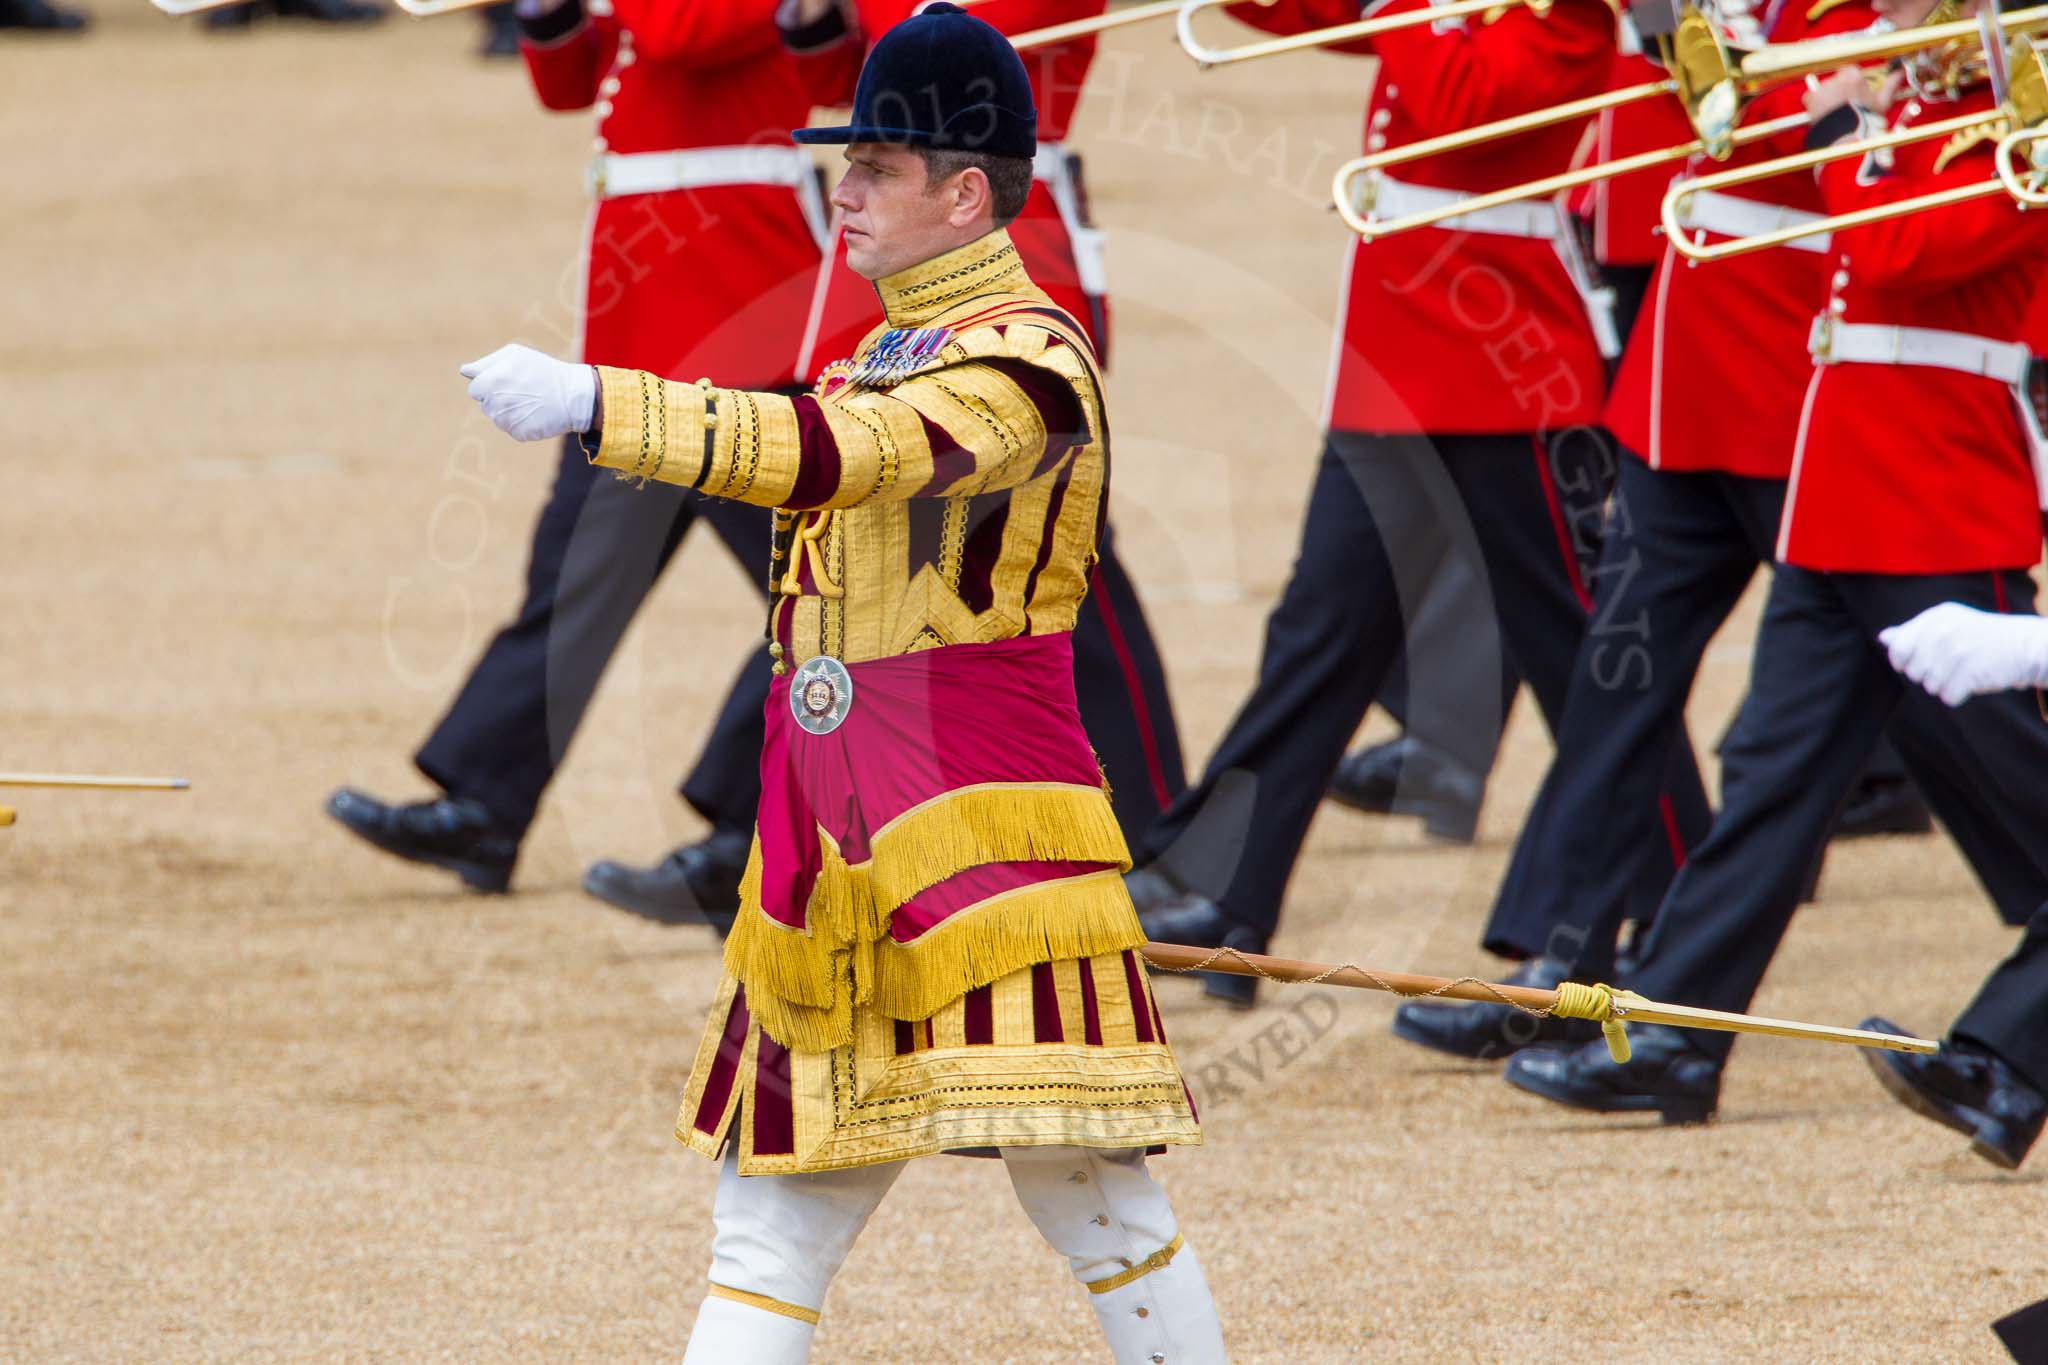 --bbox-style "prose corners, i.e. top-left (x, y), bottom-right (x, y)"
top-left (721, 781), bottom-right (1143, 1054)
top-left (1085, 1233), bottom-right (1187, 1294)
top-left (705, 1283), bottom-right (822, 1325)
